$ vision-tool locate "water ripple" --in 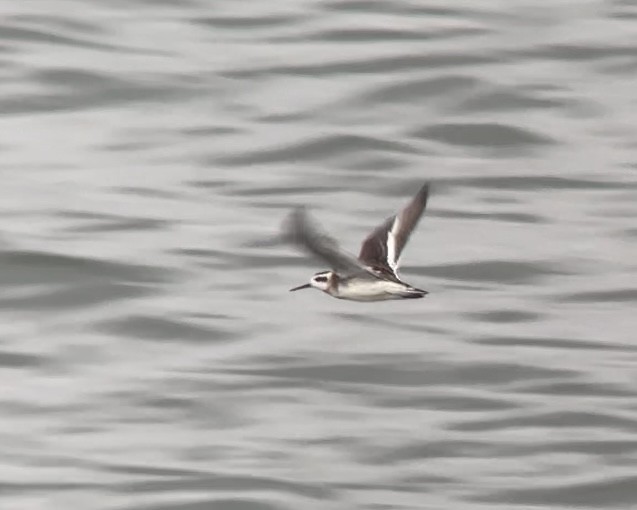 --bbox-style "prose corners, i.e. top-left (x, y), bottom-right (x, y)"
top-left (2, 1), bottom-right (636, 509)
top-left (412, 122), bottom-right (555, 149)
